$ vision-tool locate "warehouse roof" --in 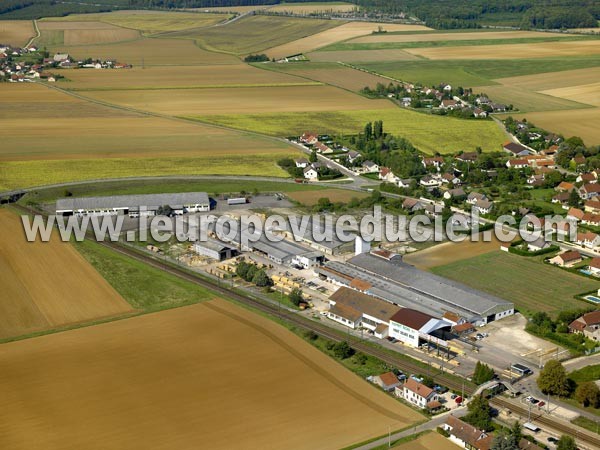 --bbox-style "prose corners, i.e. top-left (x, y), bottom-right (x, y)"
top-left (56, 192), bottom-right (209, 212)
top-left (330, 287), bottom-right (400, 322)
